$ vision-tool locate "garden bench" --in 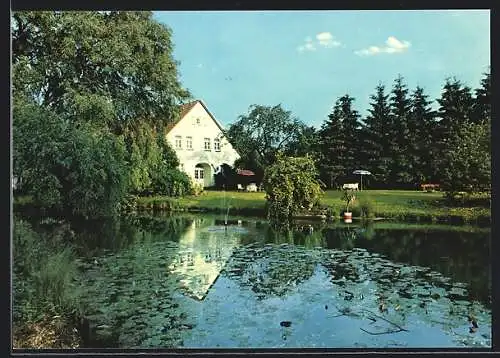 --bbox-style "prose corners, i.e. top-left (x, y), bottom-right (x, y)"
top-left (421, 183), bottom-right (440, 192)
